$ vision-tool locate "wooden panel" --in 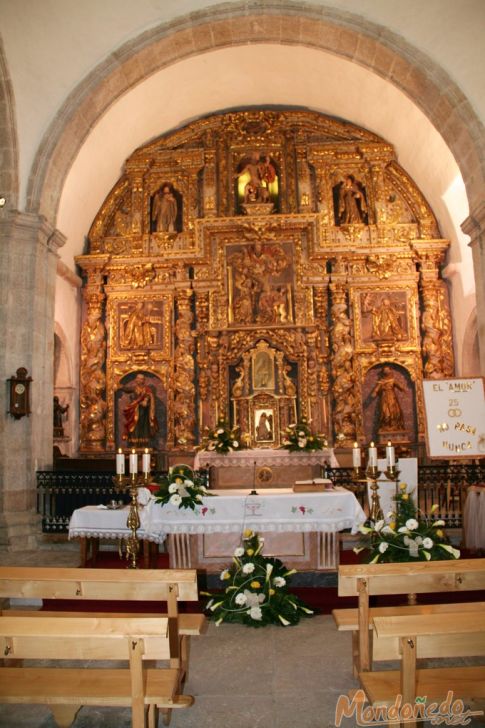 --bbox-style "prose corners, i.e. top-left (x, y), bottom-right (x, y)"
top-left (338, 559), bottom-right (485, 596)
top-left (0, 566), bottom-right (199, 601)
top-left (0, 667), bottom-right (182, 704)
top-left (373, 631), bottom-right (485, 661)
top-left (1, 611), bottom-right (207, 636)
top-left (332, 601), bottom-right (485, 631)
top-left (372, 612), bottom-right (485, 638)
top-left (360, 666), bottom-right (485, 705)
